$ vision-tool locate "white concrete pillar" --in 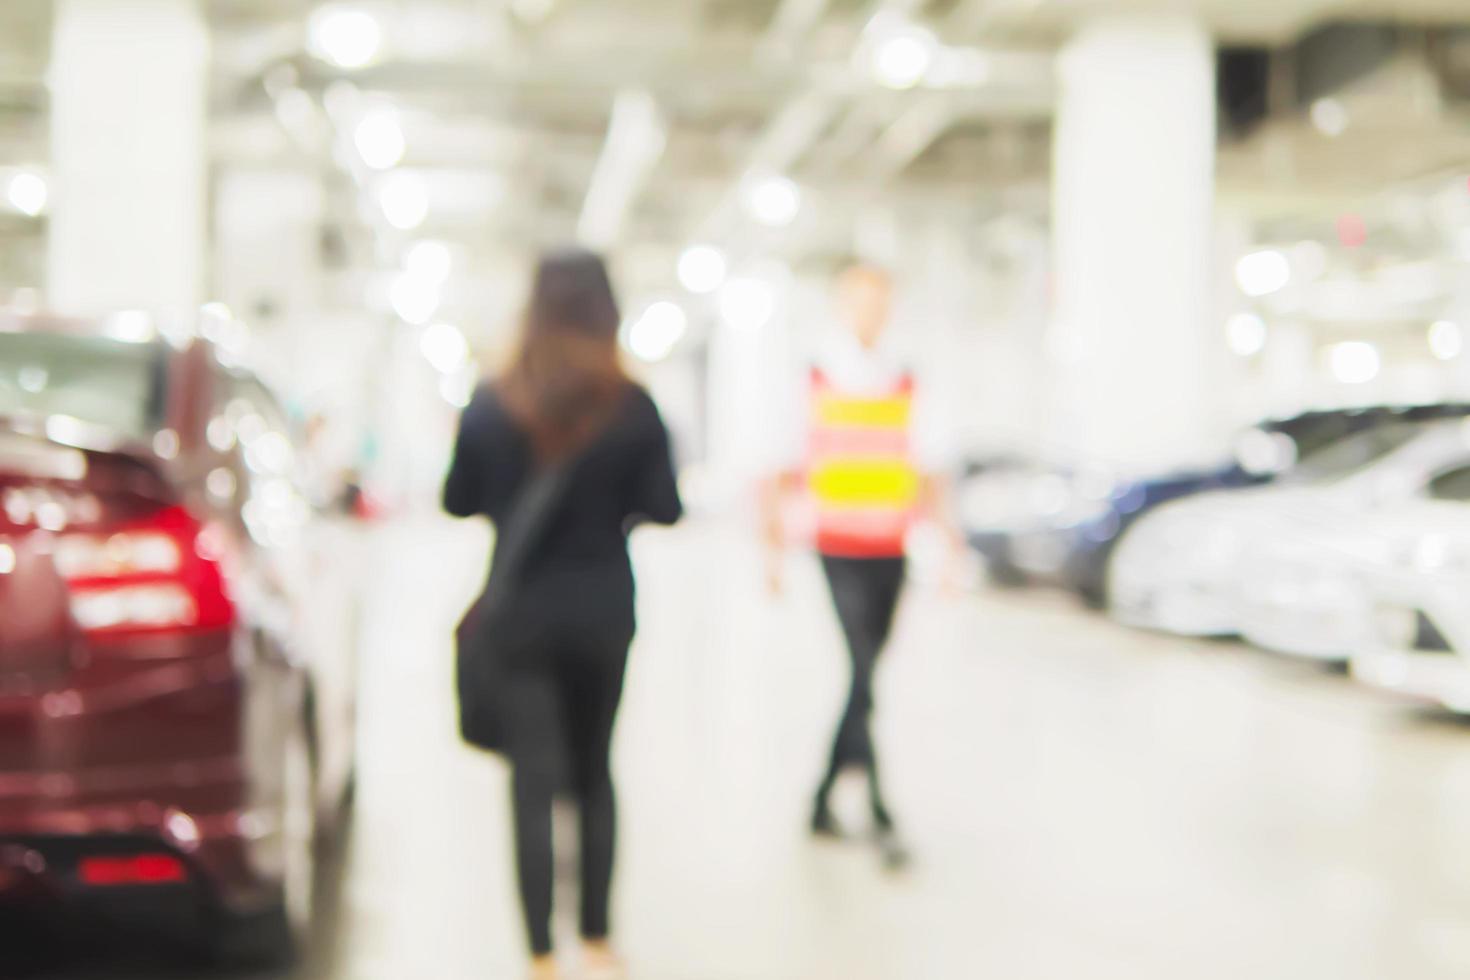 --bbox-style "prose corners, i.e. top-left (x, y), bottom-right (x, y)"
top-left (215, 170), bottom-right (324, 326)
top-left (706, 272), bottom-right (792, 500)
top-left (1049, 16), bottom-right (1217, 472)
top-left (47, 0), bottom-right (208, 316)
